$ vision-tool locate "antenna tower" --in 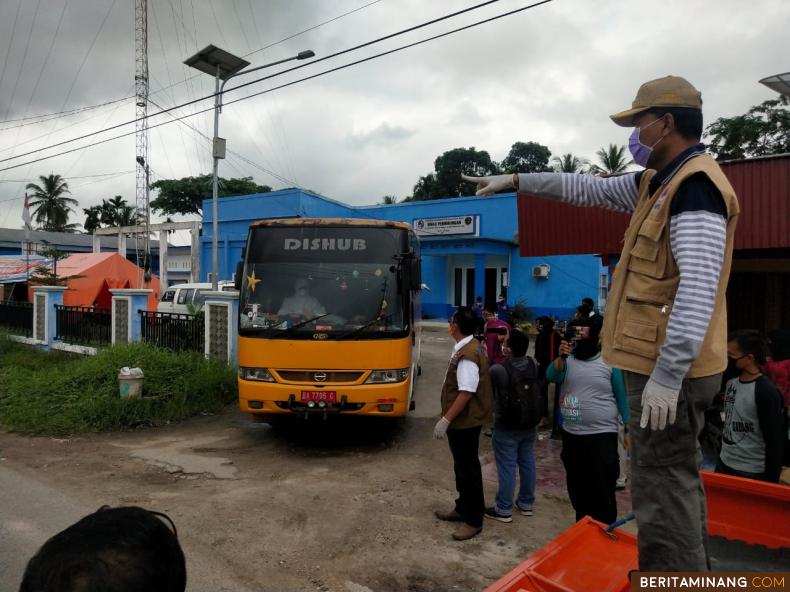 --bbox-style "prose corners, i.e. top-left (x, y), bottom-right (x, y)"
top-left (134, 0), bottom-right (151, 282)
